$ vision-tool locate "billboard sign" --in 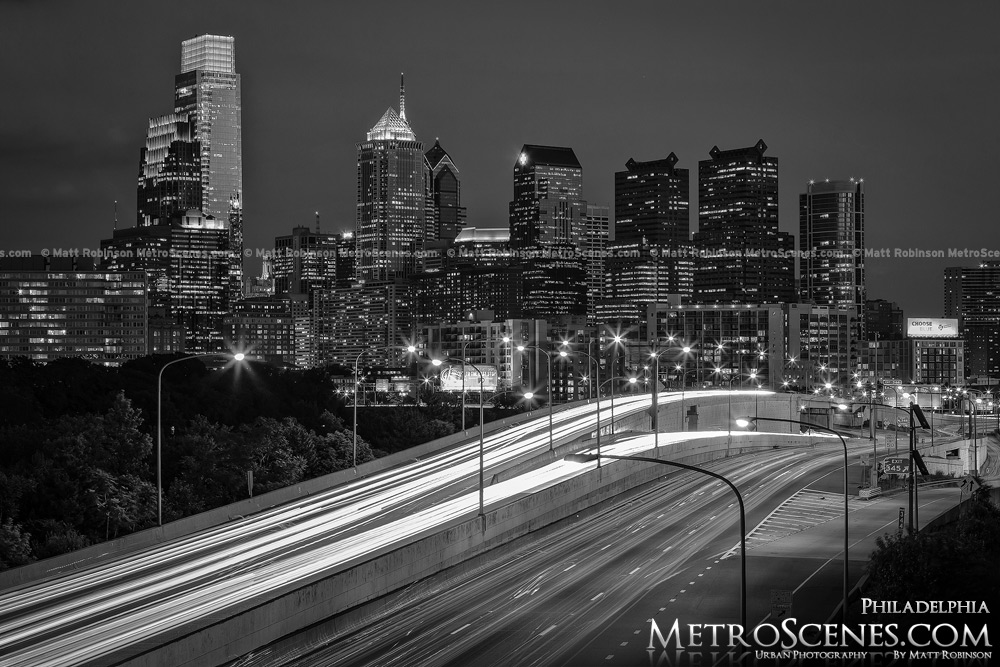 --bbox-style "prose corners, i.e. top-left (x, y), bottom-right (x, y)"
top-left (439, 364), bottom-right (498, 392)
top-left (906, 318), bottom-right (958, 338)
